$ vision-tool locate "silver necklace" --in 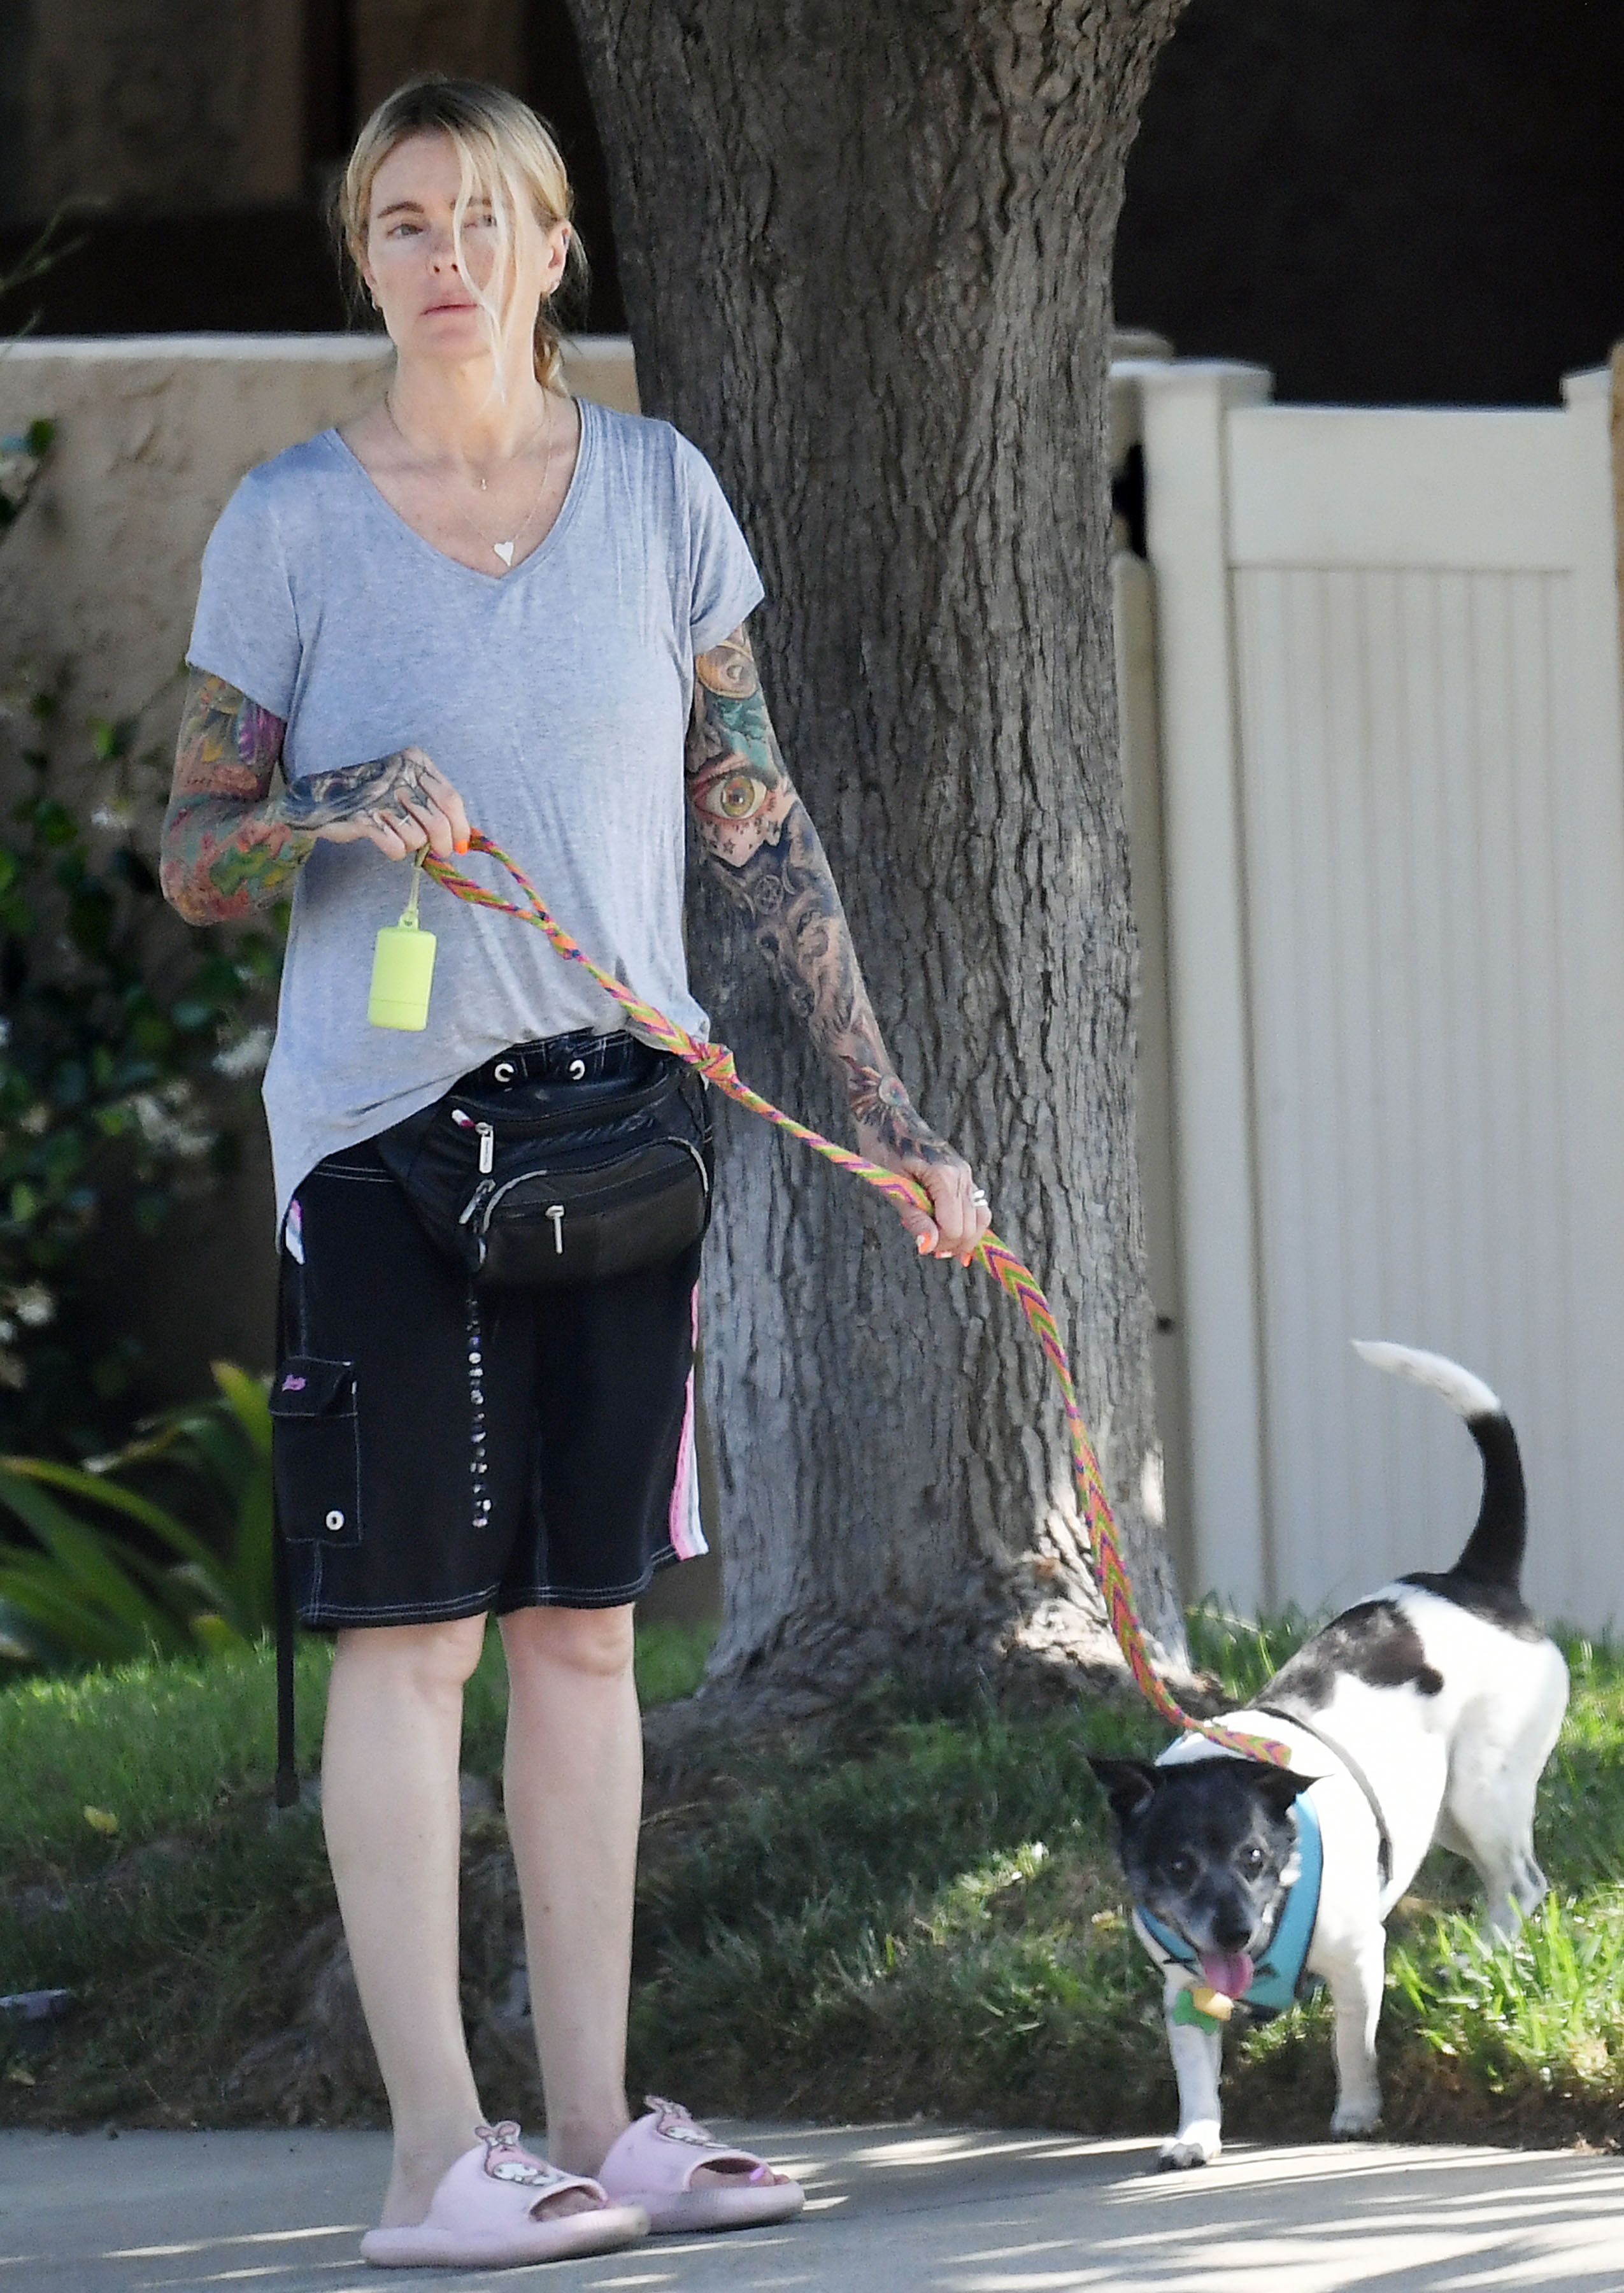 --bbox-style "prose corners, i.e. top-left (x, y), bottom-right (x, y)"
top-left (383, 391), bottom-right (557, 570)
